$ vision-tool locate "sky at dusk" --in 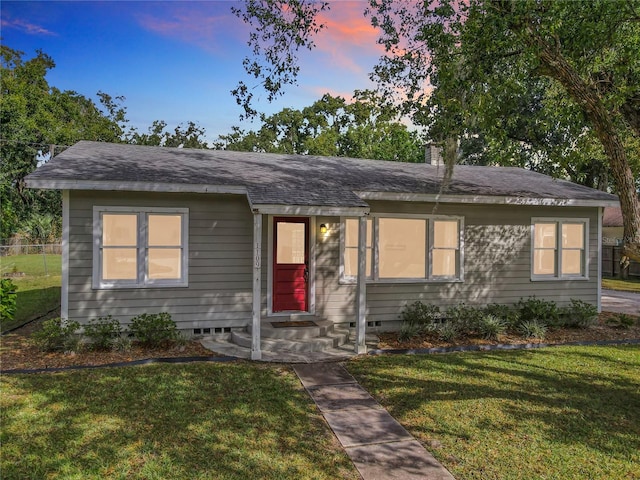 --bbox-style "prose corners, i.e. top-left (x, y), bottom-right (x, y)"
top-left (1, 1), bottom-right (385, 143)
